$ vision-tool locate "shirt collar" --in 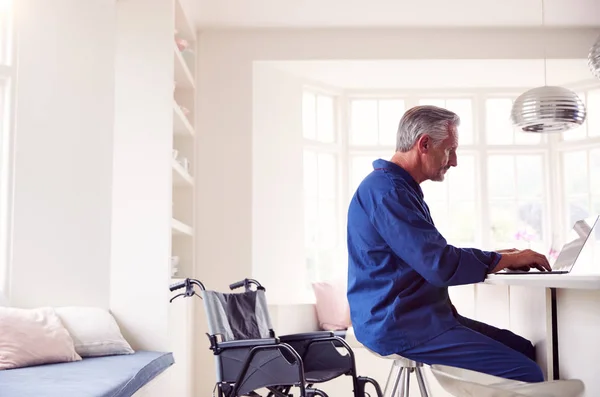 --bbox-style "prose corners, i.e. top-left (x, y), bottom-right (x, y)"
top-left (372, 159), bottom-right (424, 199)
